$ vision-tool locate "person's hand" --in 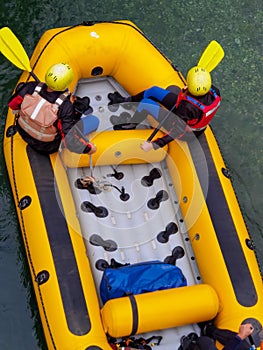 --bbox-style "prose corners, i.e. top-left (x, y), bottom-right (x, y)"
top-left (140, 141), bottom-right (154, 152)
top-left (237, 323), bottom-right (254, 340)
top-left (70, 94), bottom-right (77, 103)
top-left (87, 142), bottom-right (97, 155)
